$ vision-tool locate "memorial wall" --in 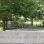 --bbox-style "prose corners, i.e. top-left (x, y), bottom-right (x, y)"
top-left (0, 31), bottom-right (44, 44)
